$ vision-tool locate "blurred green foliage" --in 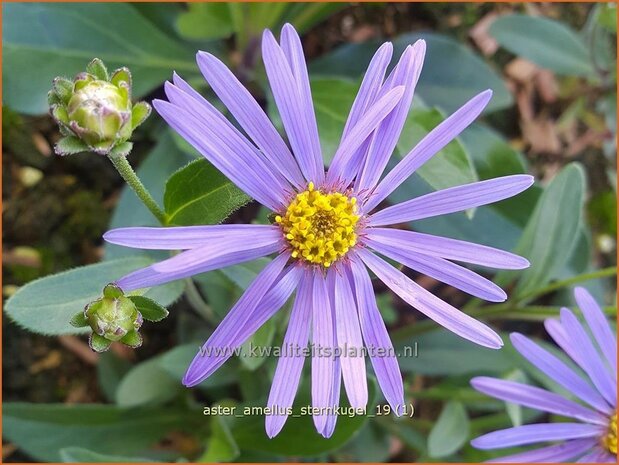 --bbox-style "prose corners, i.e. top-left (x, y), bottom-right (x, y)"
top-left (2, 2), bottom-right (616, 463)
